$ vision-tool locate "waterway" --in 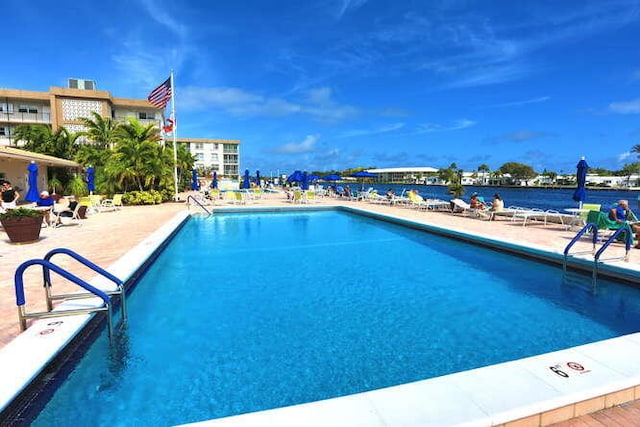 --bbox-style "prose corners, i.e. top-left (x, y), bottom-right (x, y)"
top-left (337, 184), bottom-right (640, 213)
